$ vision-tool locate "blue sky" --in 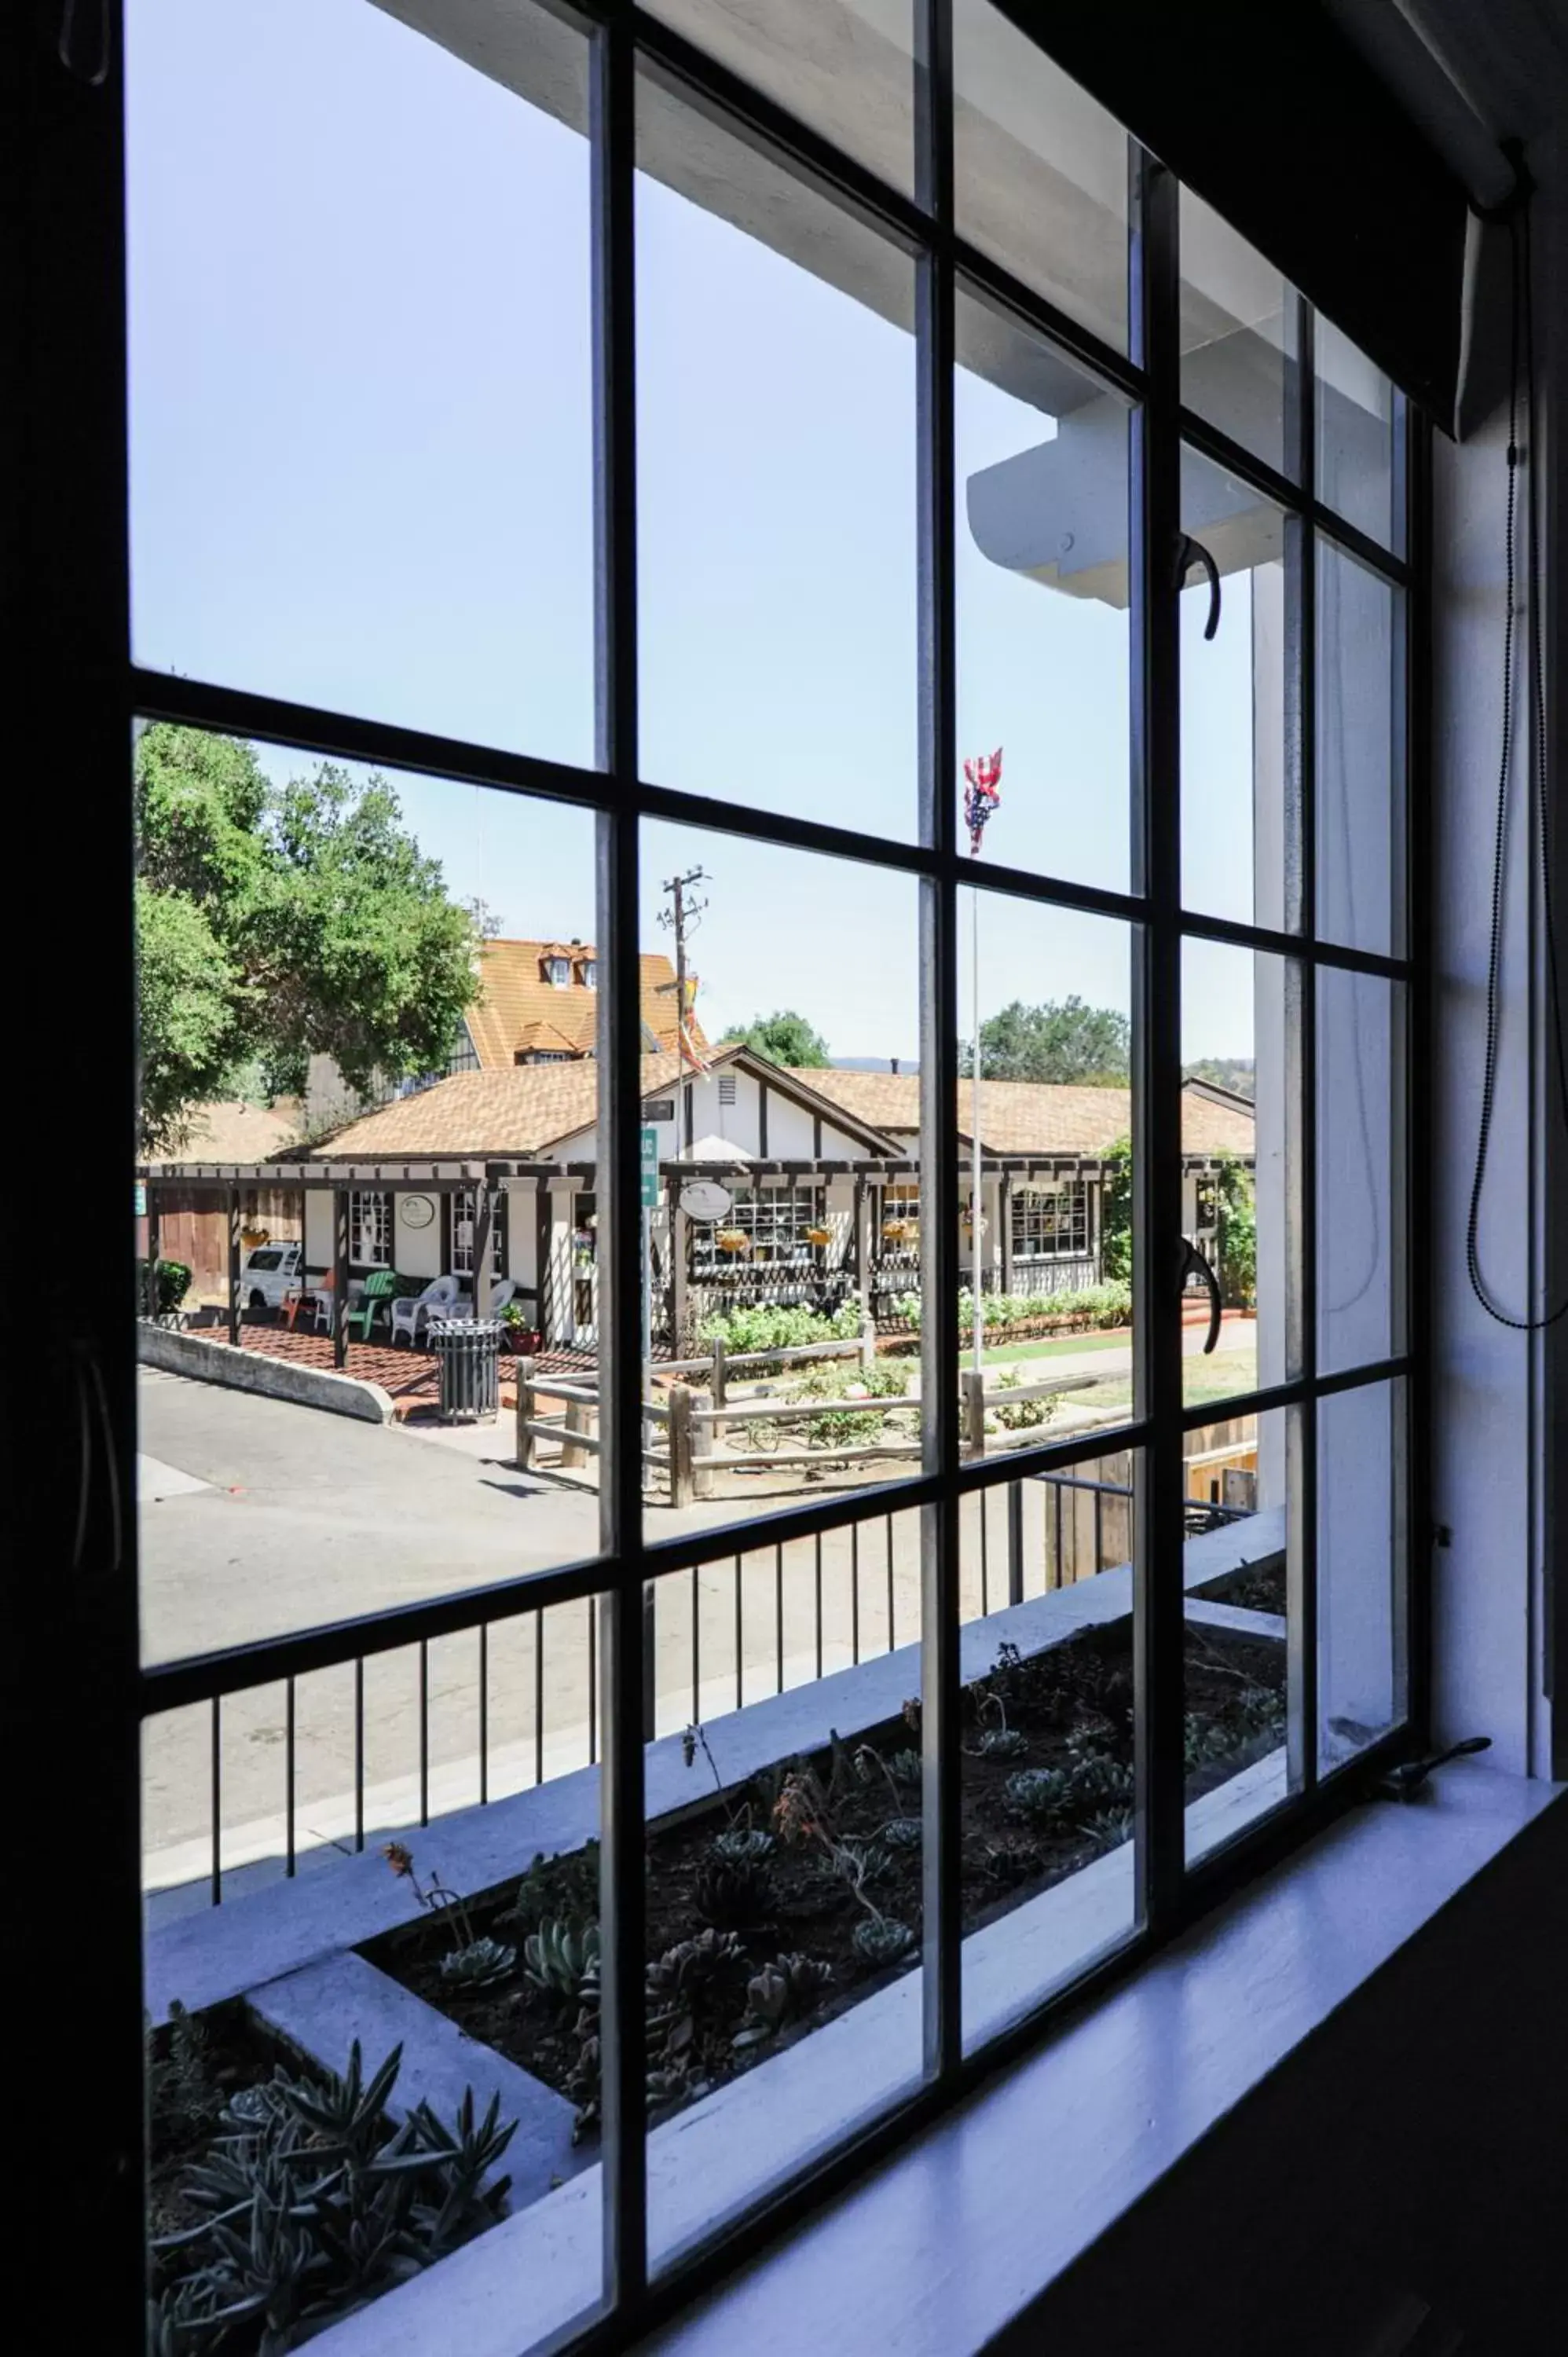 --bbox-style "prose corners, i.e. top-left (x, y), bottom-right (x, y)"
top-left (126, 0), bottom-right (1259, 1066)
